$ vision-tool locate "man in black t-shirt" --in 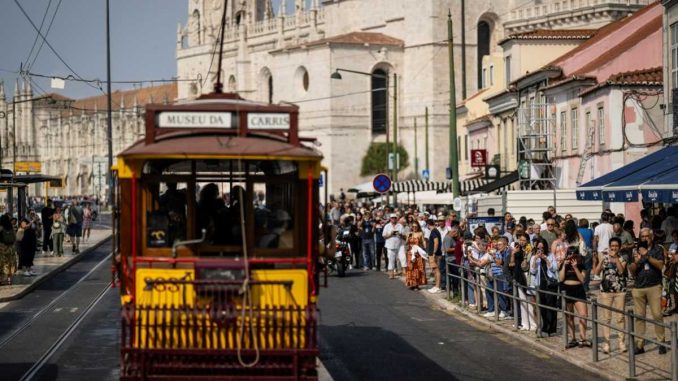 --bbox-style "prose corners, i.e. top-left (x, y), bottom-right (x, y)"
top-left (427, 217), bottom-right (443, 294)
top-left (41, 199), bottom-right (55, 256)
top-left (629, 229), bottom-right (666, 354)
